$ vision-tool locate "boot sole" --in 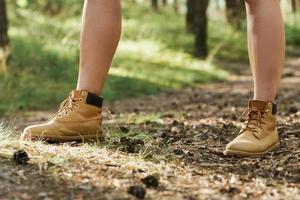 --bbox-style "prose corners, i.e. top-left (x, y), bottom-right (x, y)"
top-left (21, 131), bottom-right (105, 143)
top-left (223, 142), bottom-right (280, 157)
top-left (43, 134), bottom-right (105, 143)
